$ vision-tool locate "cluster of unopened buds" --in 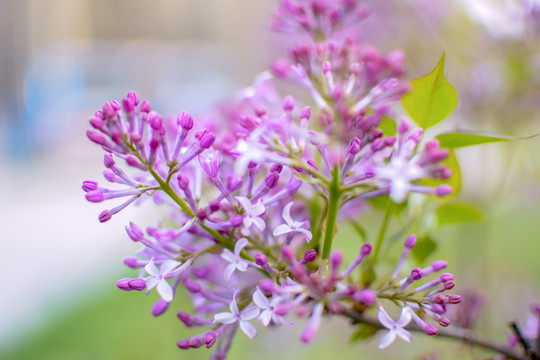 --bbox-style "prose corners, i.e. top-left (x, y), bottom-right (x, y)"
top-left (79, 1), bottom-right (507, 359)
